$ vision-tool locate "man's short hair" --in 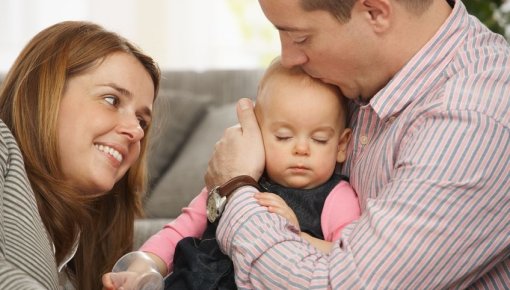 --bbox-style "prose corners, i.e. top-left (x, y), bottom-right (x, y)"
top-left (300, 0), bottom-right (434, 22)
